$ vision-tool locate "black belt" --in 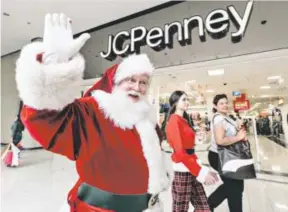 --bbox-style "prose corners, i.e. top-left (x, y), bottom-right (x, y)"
top-left (165, 149), bottom-right (195, 155)
top-left (164, 149), bottom-right (195, 155)
top-left (77, 183), bottom-right (159, 212)
top-left (185, 148), bottom-right (195, 155)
